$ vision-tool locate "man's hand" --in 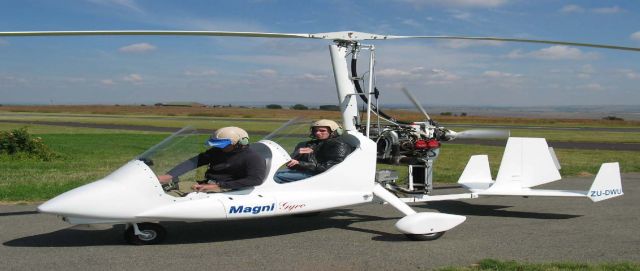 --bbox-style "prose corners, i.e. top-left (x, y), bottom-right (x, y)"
top-left (286, 159), bottom-right (300, 168)
top-left (192, 183), bottom-right (222, 193)
top-left (157, 174), bottom-right (173, 184)
top-left (298, 147), bottom-right (313, 154)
